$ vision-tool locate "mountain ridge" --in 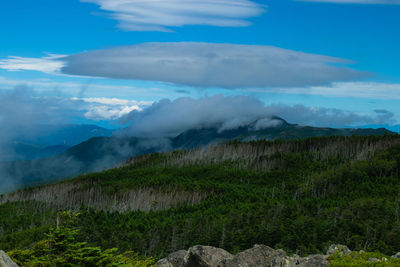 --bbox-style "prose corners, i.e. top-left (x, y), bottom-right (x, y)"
top-left (0, 119), bottom-right (396, 193)
top-left (0, 124), bottom-right (113, 162)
